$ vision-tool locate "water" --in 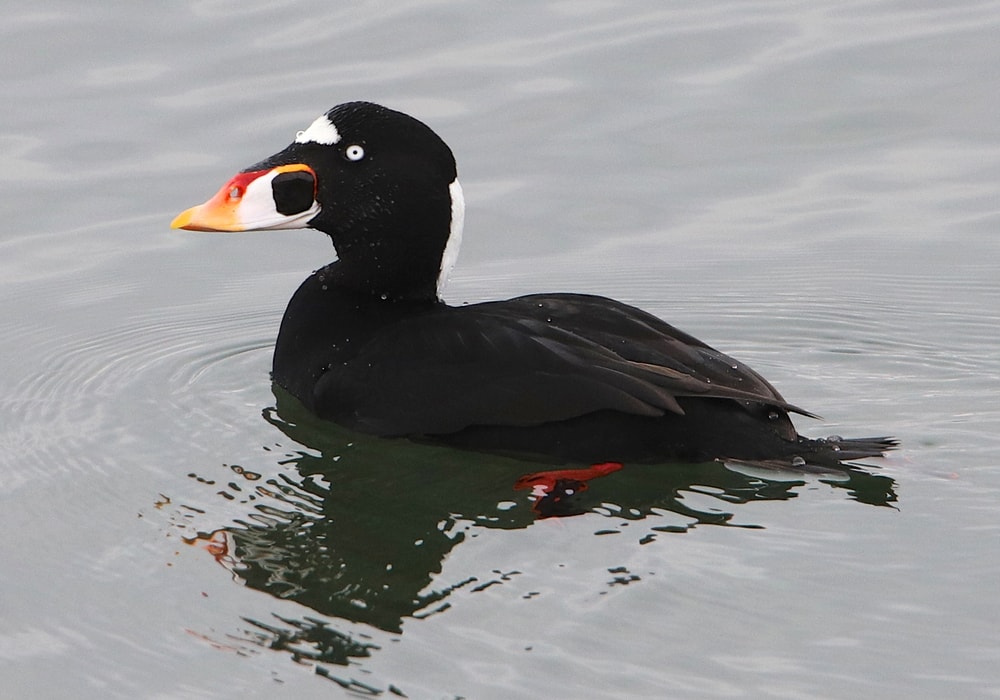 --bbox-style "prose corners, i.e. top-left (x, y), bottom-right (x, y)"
top-left (3, 1), bottom-right (1000, 697)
